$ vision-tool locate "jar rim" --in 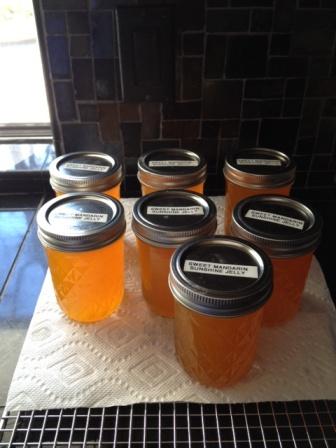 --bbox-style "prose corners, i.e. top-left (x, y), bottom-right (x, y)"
top-left (138, 148), bottom-right (207, 189)
top-left (224, 147), bottom-right (296, 189)
top-left (132, 190), bottom-right (217, 247)
top-left (231, 195), bottom-right (323, 258)
top-left (169, 236), bottom-right (273, 317)
top-left (37, 193), bottom-right (126, 252)
top-left (49, 151), bottom-right (123, 192)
